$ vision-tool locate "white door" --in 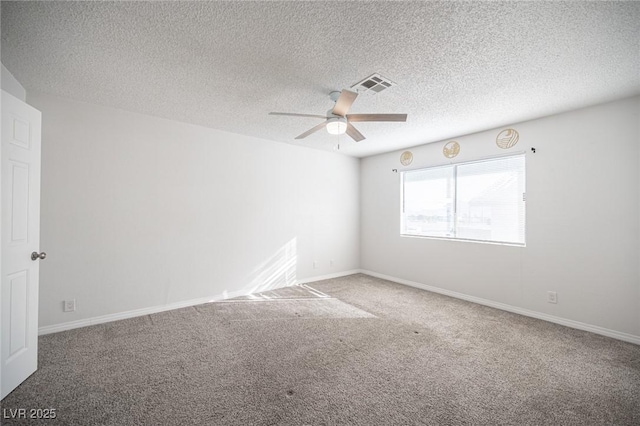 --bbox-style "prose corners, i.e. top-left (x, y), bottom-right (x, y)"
top-left (1, 90), bottom-right (42, 399)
